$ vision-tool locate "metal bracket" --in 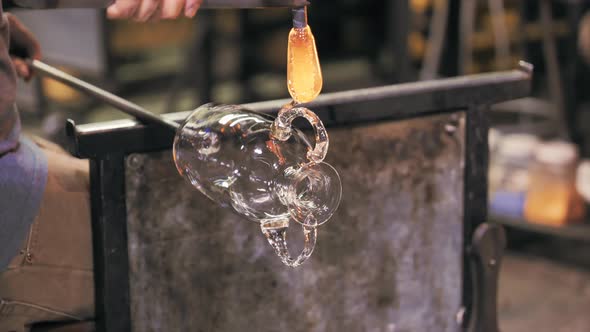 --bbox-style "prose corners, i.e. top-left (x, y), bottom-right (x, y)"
top-left (466, 222), bottom-right (507, 332)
